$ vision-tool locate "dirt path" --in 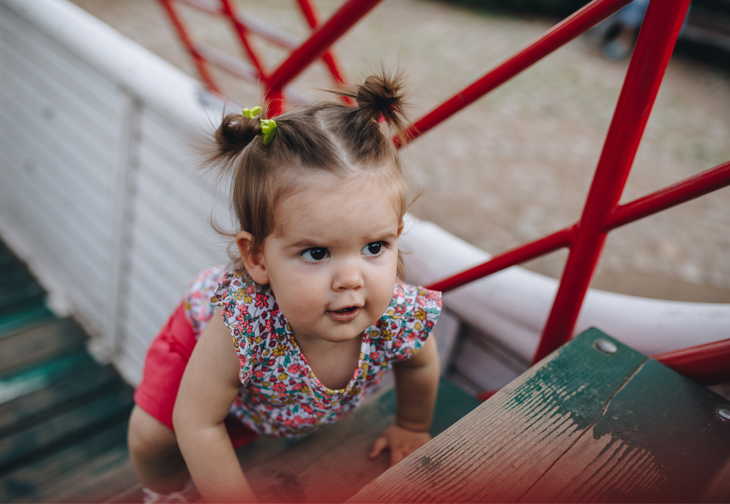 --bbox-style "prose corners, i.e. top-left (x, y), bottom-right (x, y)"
top-left (68, 0), bottom-right (730, 302)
